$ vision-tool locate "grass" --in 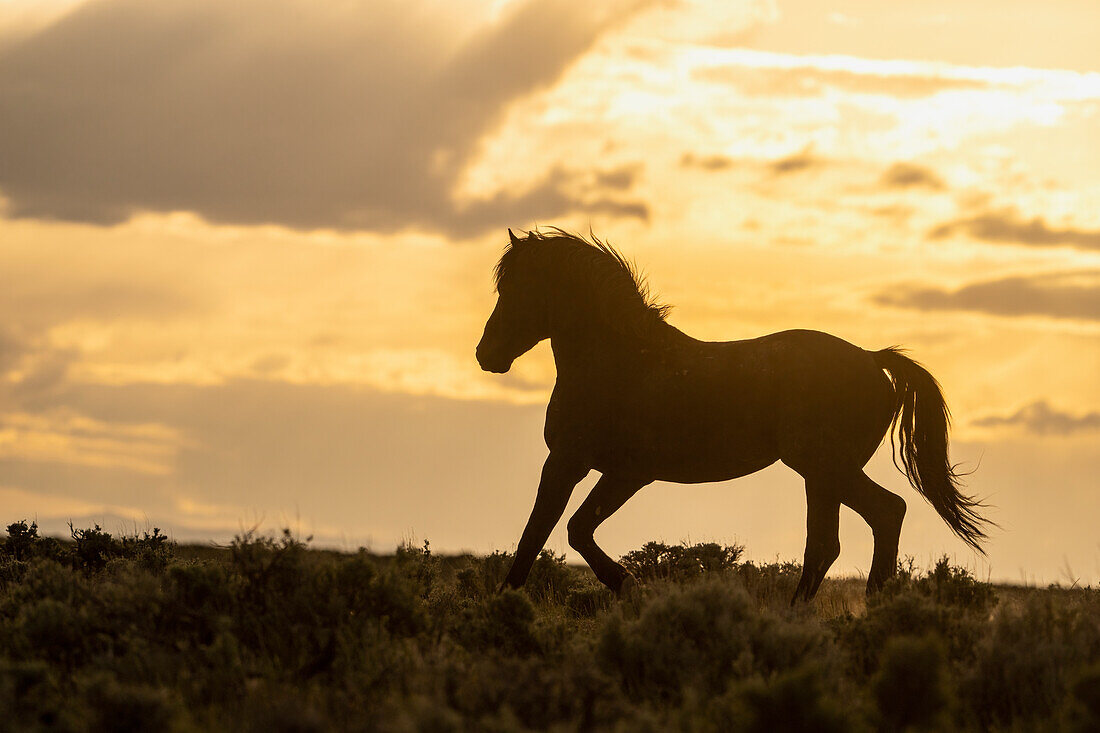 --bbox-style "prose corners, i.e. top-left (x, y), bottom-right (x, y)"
top-left (2, 520), bottom-right (1098, 732)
